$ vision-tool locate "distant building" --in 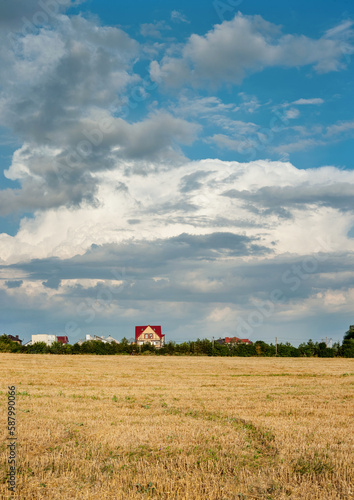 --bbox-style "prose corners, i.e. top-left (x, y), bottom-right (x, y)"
top-left (7, 335), bottom-right (22, 345)
top-left (76, 334), bottom-right (120, 345)
top-left (105, 335), bottom-right (119, 344)
top-left (57, 336), bottom-right (69, 344)
top-left (135, 325), bottom-right (165, 348)
top-left (31, 334), bottom-right (56, 346)
top-left (217, 337), bottom-right (252, 345)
